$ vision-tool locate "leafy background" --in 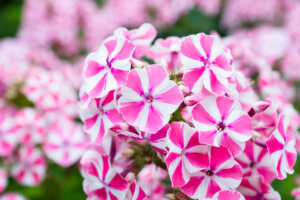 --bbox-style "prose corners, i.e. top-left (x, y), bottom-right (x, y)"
top-left (0, 0), bottom-right (299, 199)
